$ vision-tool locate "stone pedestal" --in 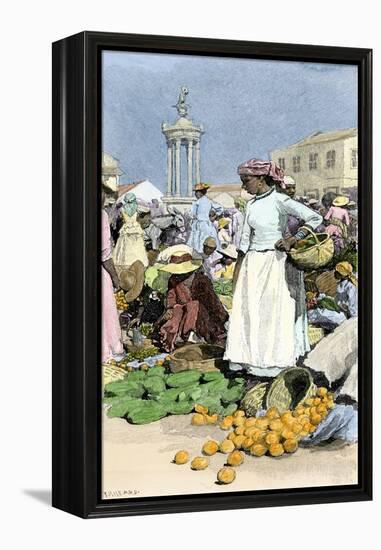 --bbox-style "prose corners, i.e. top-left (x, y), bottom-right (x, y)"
top-left (162, 114), bottom-right (204, 206)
